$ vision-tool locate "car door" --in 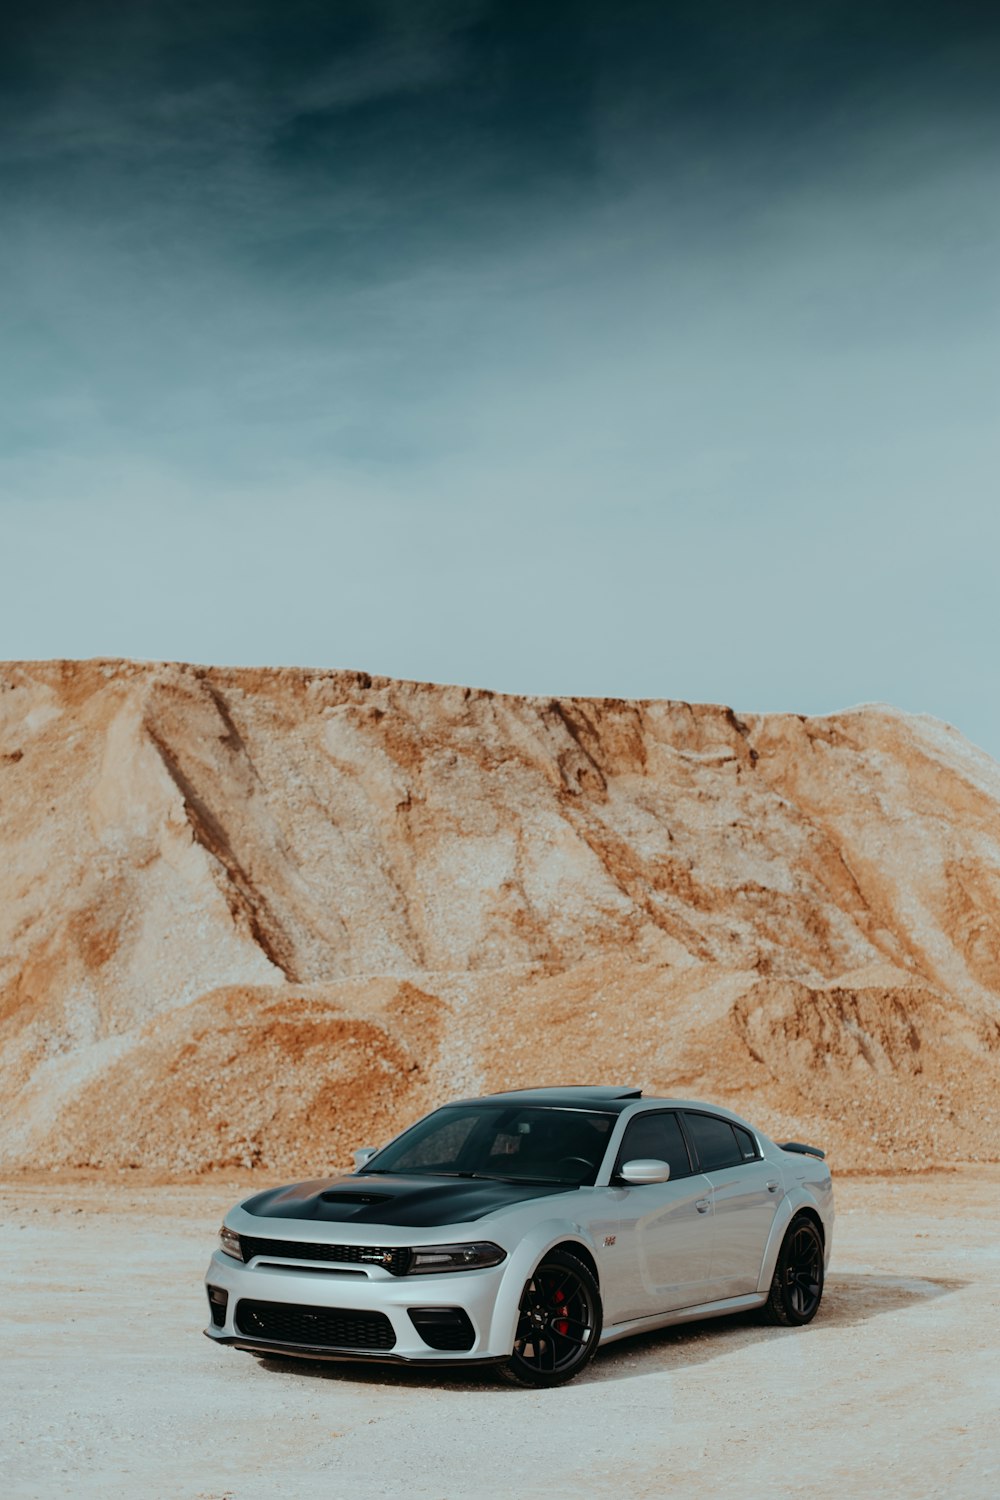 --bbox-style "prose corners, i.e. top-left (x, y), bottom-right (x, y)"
top-left (603, 1110), bottom-right (715, 1323)
top-left (681, 1112), bottom-right (781, 1300)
